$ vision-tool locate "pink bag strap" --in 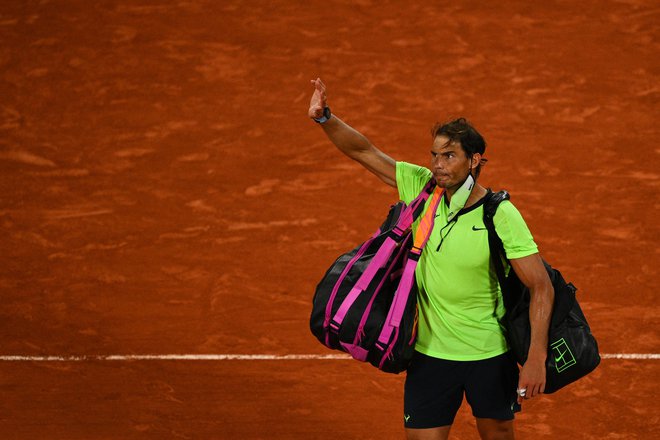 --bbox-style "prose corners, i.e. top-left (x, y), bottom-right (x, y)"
top-left (376, 186), bottom-right (444, 349)
top-left (328, 179), bottom-right (436, 332)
